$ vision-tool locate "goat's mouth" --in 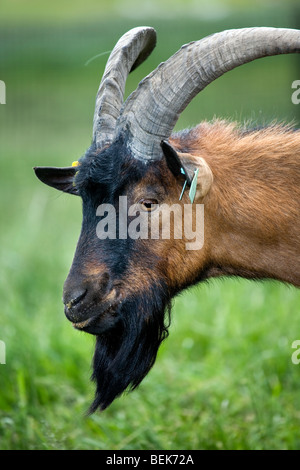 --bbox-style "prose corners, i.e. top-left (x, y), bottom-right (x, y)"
top-left (71, 303), bottom-right (120, 335)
